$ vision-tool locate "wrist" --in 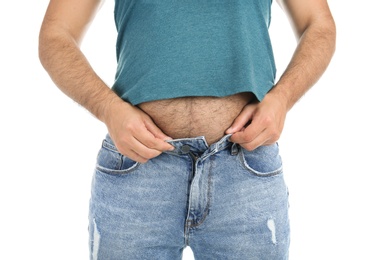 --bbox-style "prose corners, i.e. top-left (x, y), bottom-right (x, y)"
top-left (99, 95), bottom-right (128, 124)
top-left (267, 85), bottom-right (291, 111)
